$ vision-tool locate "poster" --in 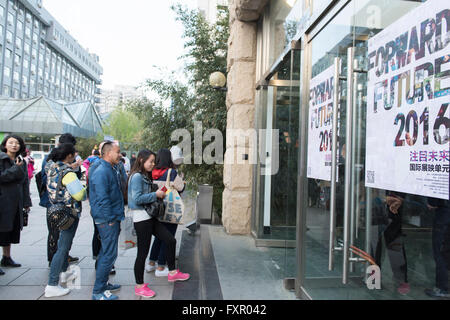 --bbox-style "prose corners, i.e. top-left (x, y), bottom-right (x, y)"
top-left (307, 65), bottom-right (335, 181)
top-left (366, 1), bottom-right (449, 200)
